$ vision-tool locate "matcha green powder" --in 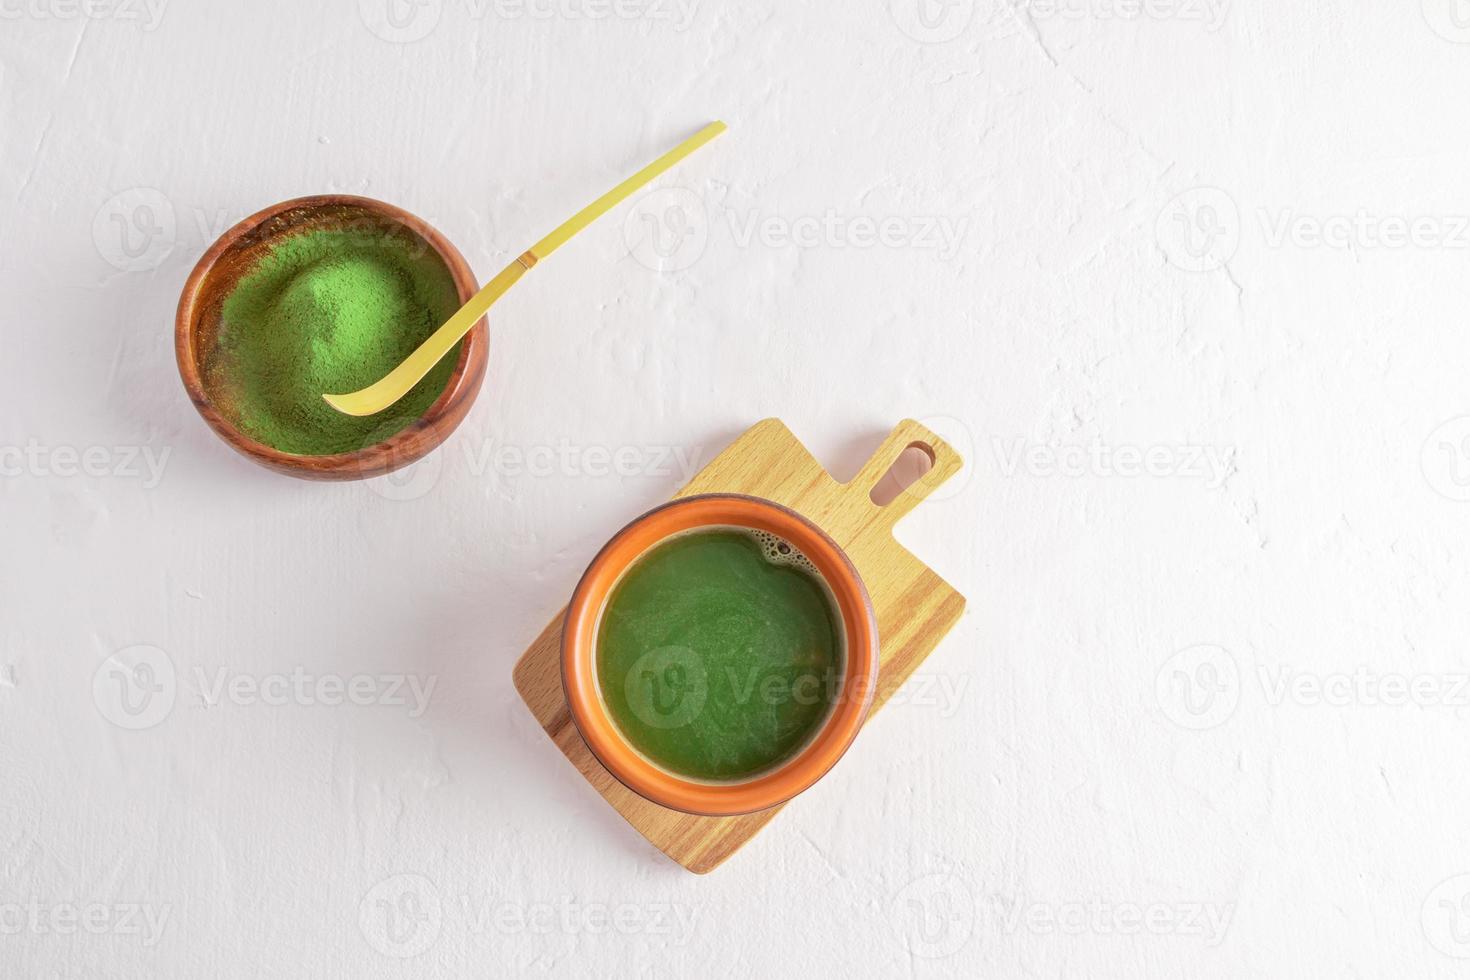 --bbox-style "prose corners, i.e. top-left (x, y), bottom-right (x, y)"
top-left (203, 228), bottom-right (463, 456)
